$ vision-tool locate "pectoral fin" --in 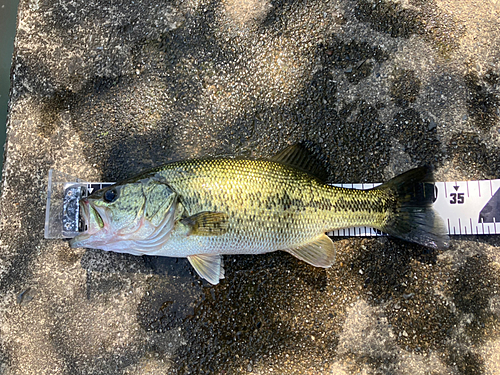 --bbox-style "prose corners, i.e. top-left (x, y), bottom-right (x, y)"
top-left (285, 234), bottom-right (336, 268)
top-left (188, 254), bottom-right (225, 285)
top-left (181, 212), bottom-right (229, 236)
